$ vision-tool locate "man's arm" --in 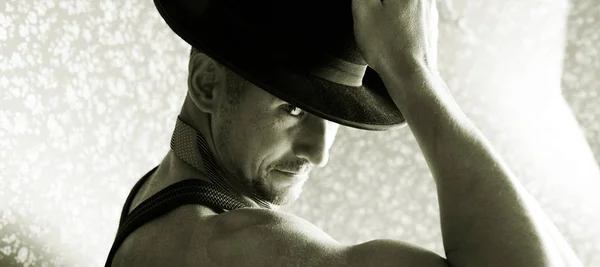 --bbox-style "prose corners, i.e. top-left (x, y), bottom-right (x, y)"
top-left (380, 64), bottom-right (583, 267)
top-left (350, 0), bottom-right (583, 265)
